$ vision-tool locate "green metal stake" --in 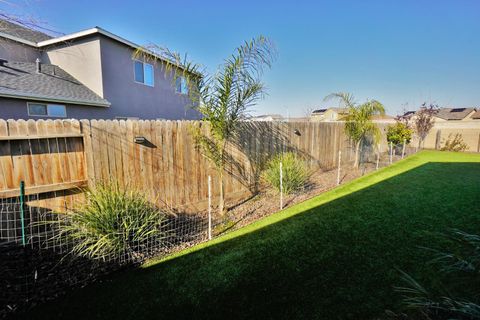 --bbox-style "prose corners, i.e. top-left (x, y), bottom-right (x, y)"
top-left (19, 181), bottom-right (26, 247)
